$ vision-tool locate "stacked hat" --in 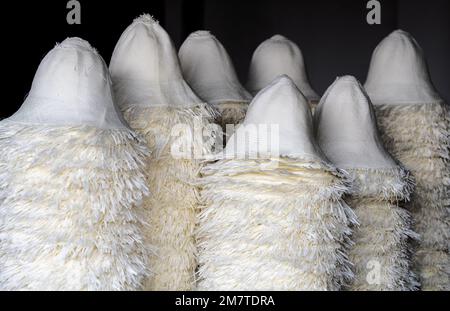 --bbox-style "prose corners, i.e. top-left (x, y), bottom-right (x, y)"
top-left (365, 30), bottom-right (449, 291)
top-left (0, 38), bottom-right (150, 290)
top-left (109, 14), bottom-right (219, 290)
top-left (246, 35), bottom-right (319, 109)
top-left (197, 75), bottom-right (355, 290)
top-left (315, 76), bottom-right (417, 290)
top-left (179, 30), bottom-right (252, 129)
